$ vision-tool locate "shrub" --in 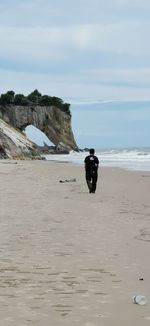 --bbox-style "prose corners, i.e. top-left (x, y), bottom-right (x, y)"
top-left (0, 89), bottom-right (71, 116)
